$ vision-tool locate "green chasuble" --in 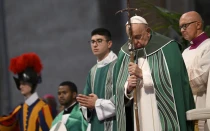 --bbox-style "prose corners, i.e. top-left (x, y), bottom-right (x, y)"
top-left (113, 31), bottom-right (195, 131)
top-left (84, 60), bottom-right (117, 131)
top-left (51, 103), bottom-right (87, 131)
